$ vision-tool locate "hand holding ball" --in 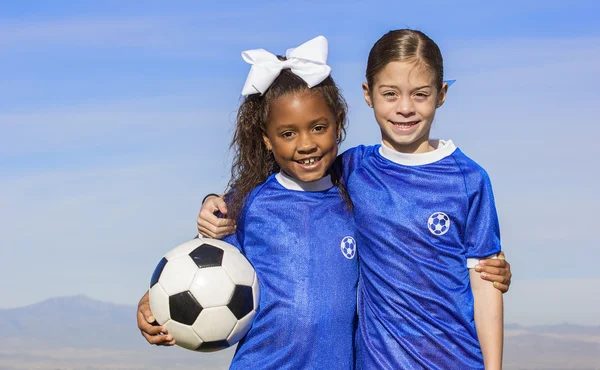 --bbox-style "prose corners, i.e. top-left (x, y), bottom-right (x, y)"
top-left (149, 238), bottom-right (259, 351)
